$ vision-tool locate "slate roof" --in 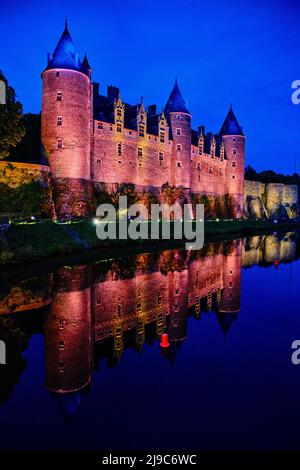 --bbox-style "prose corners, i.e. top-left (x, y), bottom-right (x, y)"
top-left (164, 79), bottom-right (190, 115)
top-left (46, 22), bottom-right (87, 75)
top-left (219, 107), bottom-right (243, 136)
